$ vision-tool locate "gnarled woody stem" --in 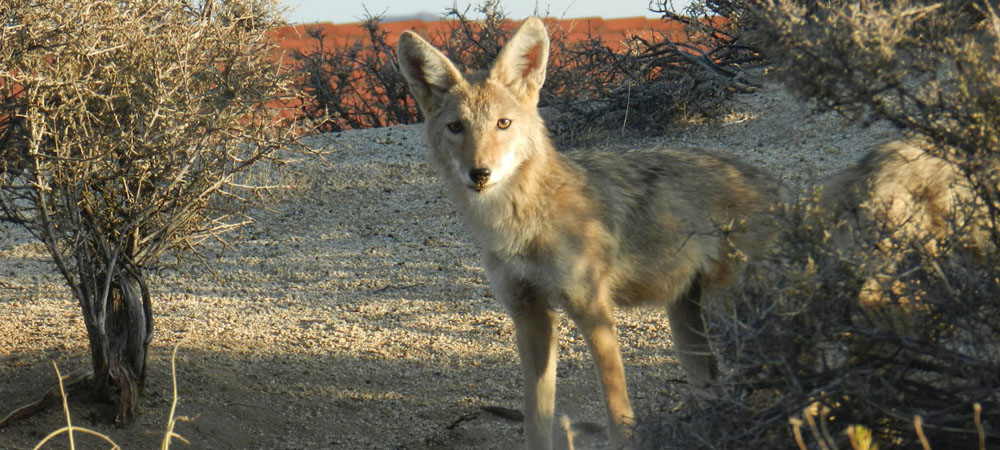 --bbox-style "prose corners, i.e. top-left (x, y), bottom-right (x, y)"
top-left (78, 261), bottom-right (154, 424)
